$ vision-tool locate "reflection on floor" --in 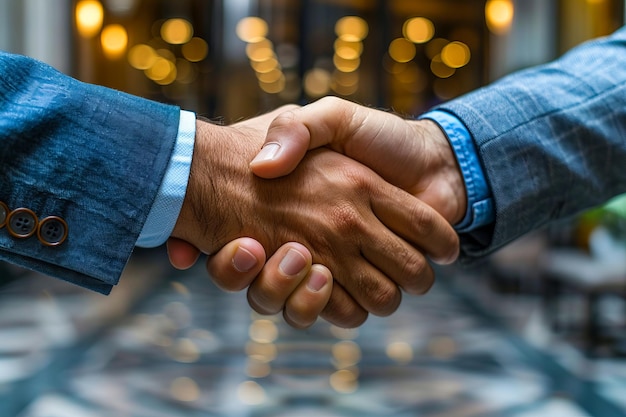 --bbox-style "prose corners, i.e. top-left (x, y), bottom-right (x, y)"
top-left (0, 255), bottom-right (624, 417)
